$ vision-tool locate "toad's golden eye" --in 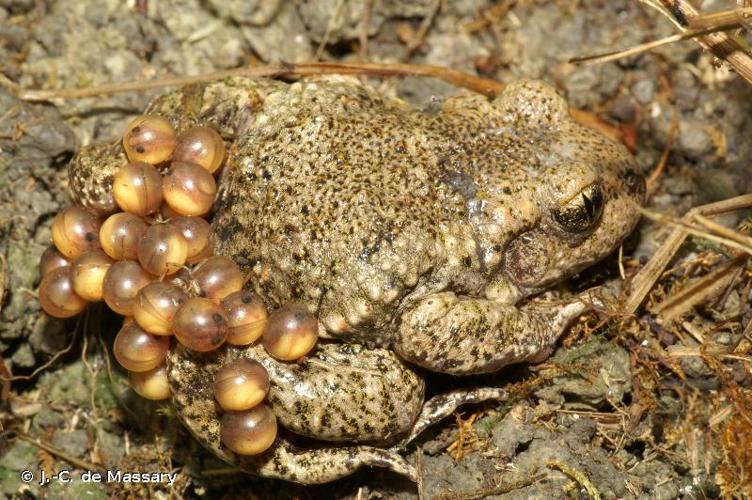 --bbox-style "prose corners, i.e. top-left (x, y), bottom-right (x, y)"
top-left (220, 405), bottom-right (277, 456)
top-left (552, 183), bottom-right (604, 233)
top-left (123, 115), bottom-right (177, 164)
